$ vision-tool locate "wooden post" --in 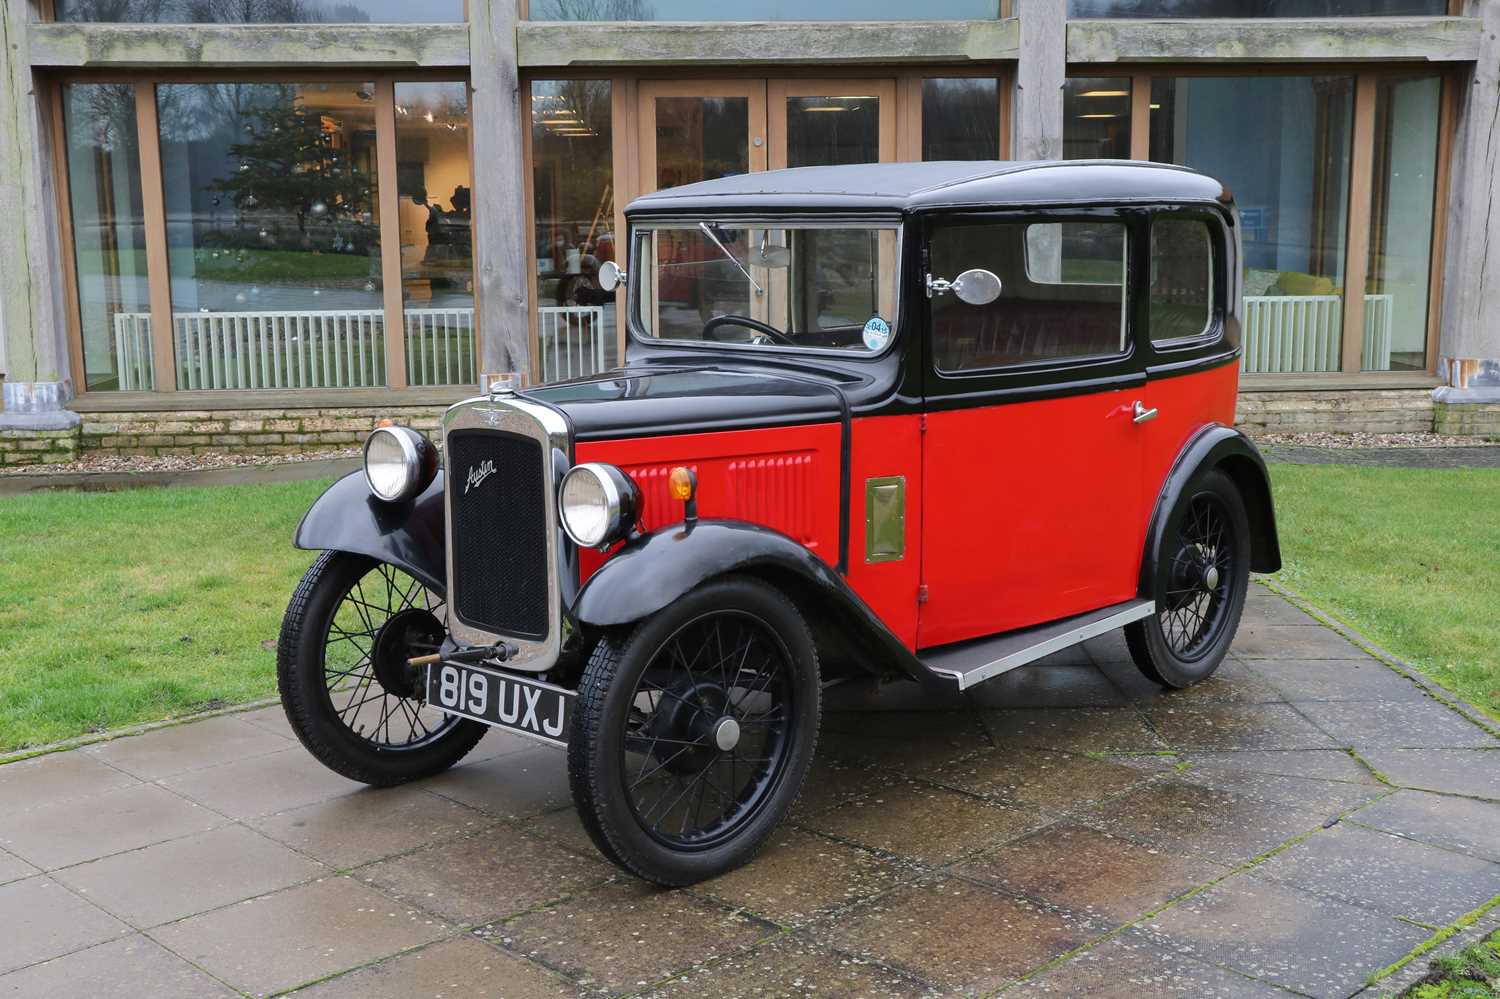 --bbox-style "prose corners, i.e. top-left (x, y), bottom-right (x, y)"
top-left (1012, 0), bottom-right (1065, 161)
top-left (374, 80), bottom-right (407, 390)
top-left (1340, 74), bottom-right (1376, 375)
top-left (135, 82), bottom-right (178, 392)
top-left (470, 0), bottom-right (531, 386)
top-left (1130, 73), bottom-right (1152, 161)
